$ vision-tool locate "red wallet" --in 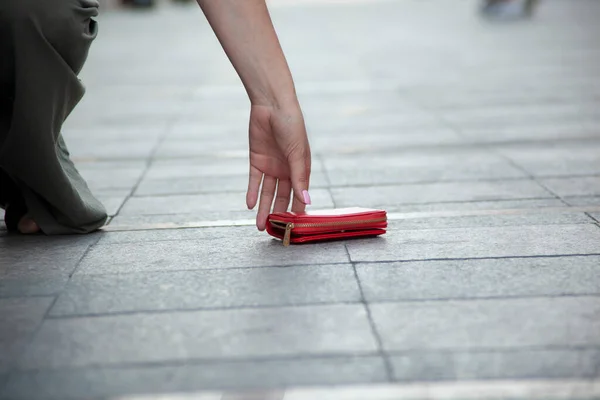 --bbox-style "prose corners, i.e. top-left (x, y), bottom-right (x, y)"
top-left (266, 207), bottom-right (387, 246)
